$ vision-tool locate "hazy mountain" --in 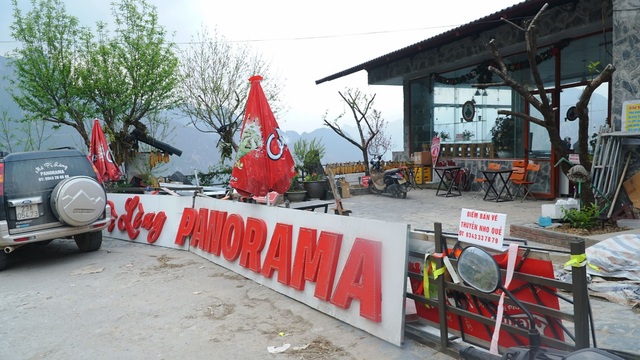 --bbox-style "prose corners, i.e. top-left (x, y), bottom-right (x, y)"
top-left (0, 55), bottom-right (369, 176)
top-left (164, 118), bottom-right (366, 174)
